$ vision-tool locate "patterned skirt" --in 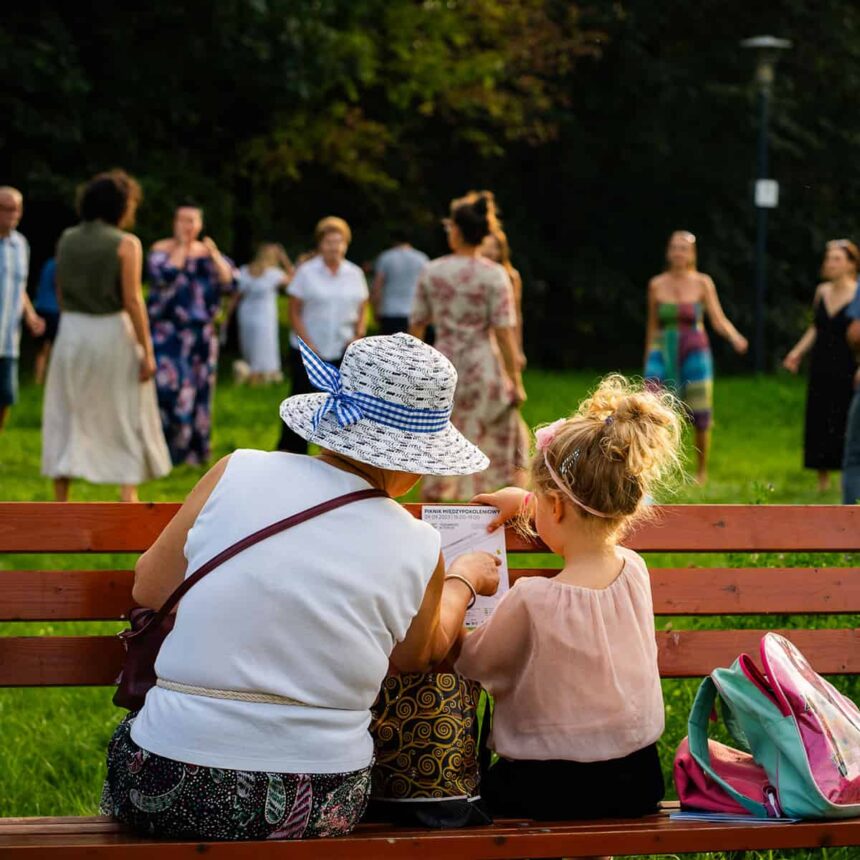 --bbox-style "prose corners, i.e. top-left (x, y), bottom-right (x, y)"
top-left (101, 713), bottom-right (372, 840)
